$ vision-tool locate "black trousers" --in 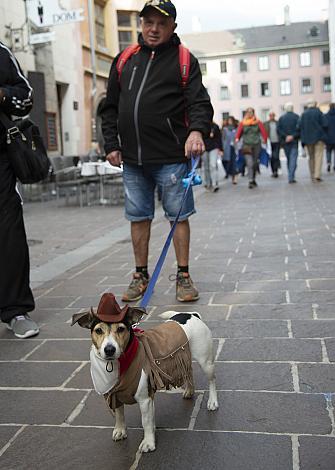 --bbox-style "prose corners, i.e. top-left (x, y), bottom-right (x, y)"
top-left (0, 198), bottom-right (35, 323)
top-left (270, 142), bottom-right (281, 174)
